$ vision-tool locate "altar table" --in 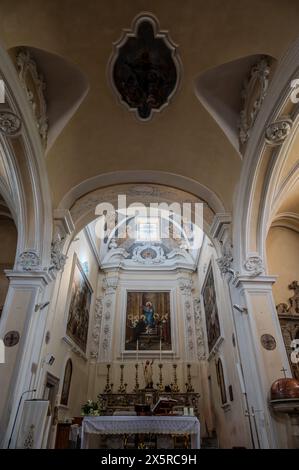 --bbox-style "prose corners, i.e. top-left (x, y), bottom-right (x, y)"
top-left (81, 416), bottom-right (200, 449)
